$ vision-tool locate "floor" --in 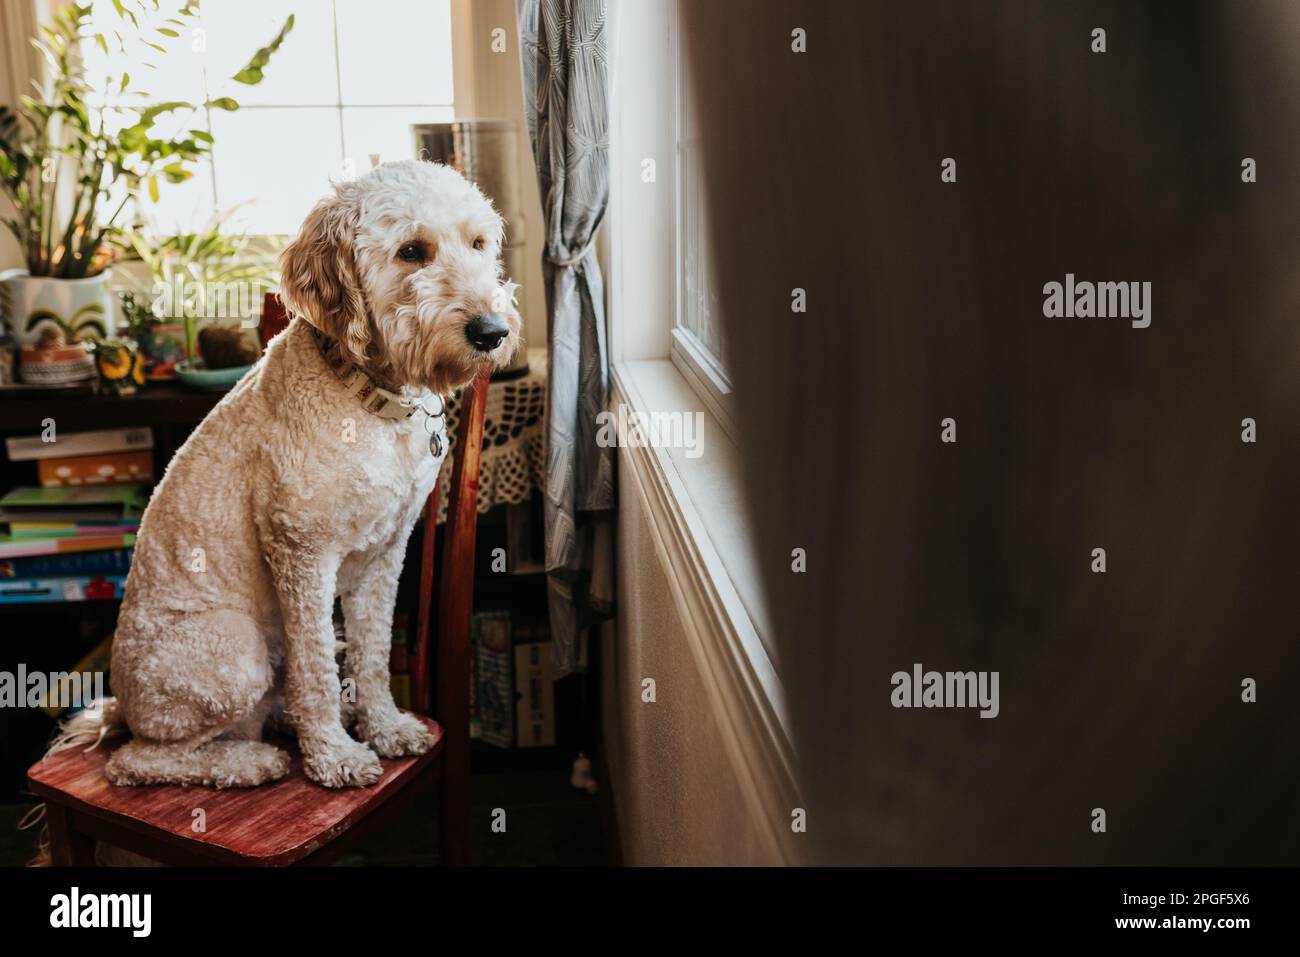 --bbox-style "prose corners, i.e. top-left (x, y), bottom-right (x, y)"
top-left (0, 767), bottom-right (607, 867)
